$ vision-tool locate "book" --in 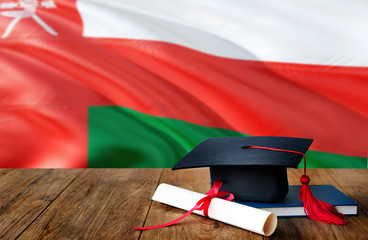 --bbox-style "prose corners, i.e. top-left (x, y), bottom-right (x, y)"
top-left (235, 185), bottom-right (358, 217)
